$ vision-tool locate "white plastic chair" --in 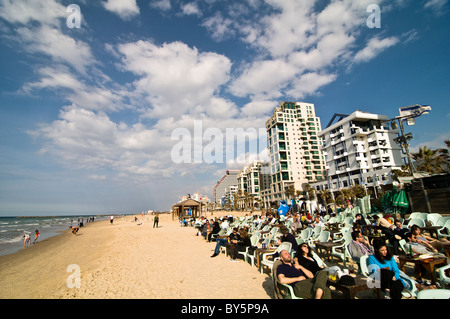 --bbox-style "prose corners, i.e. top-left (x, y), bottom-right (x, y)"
top-left (260, 242), bottom-right (292, 274)
top-left (437, 220), bottom-right (450, 240)
top-left (407, 218), bottom-right (426, 228)
top-left (314, 230), bottom-right (330, 244)
top-left (238, 233), bottom-right (261, 266)
top-left (408, 212), bottom-right (428, 222)
top-left (427, 213), bottom-right (442, 226)
top-left (273, 259), bottom-right (303, 299)
top-left (330, 236), bottom-right (352, 267)
top-left (438, 264), bottom-right (450, 289)
top-left (359, 255), bottom-right (418, 298)
top-left (417, 289), bottom-right (450, 299)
